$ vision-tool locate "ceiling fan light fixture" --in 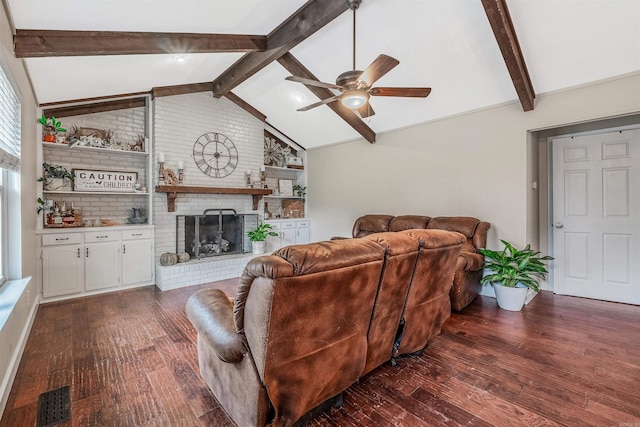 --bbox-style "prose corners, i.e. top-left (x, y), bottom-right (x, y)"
top-left (341, 89), bottom-right (369, 109)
